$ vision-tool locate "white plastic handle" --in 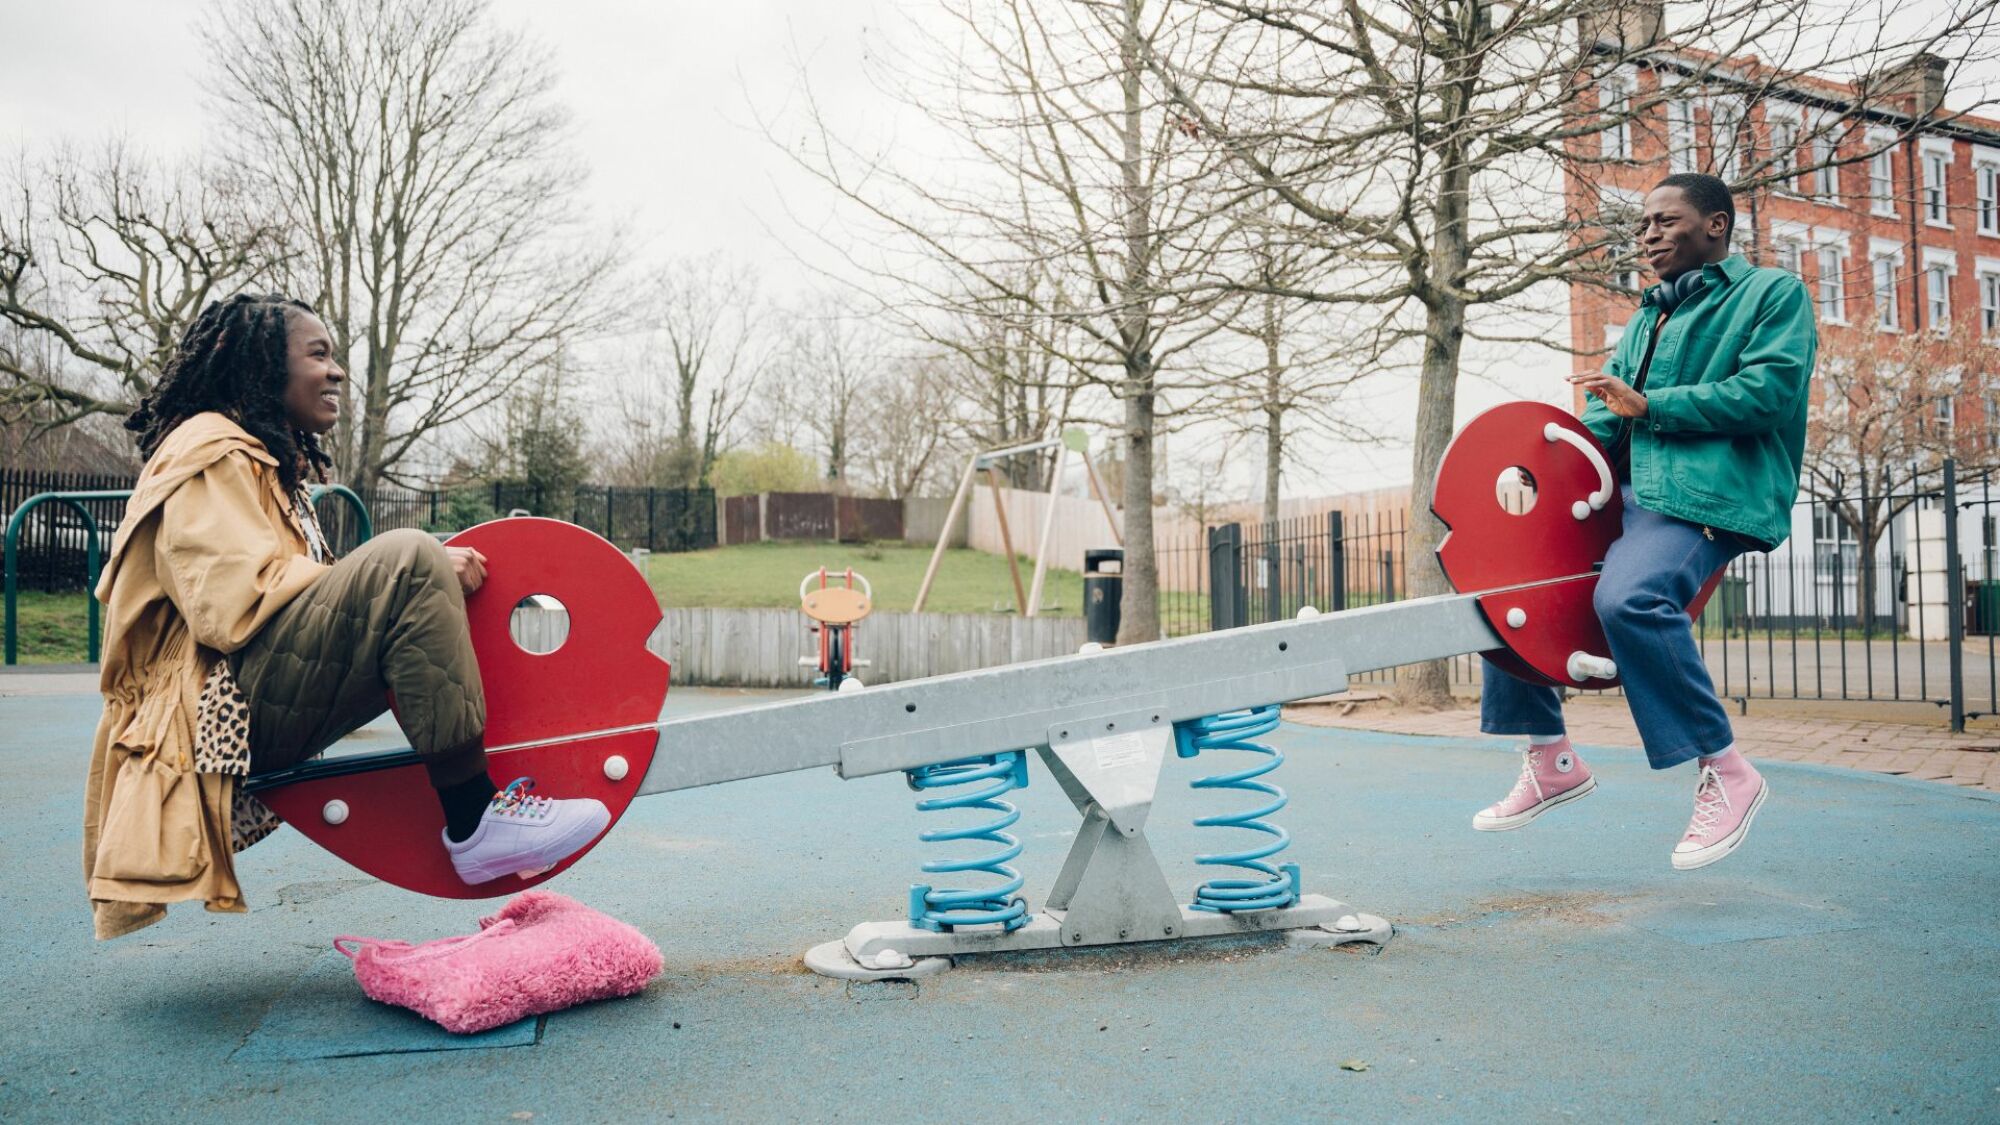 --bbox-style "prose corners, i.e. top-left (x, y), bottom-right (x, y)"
top-left (1542, 422), bottom-right (1614, 521)
top-left (1567, 651), bottom-right (1618, 682)
top-left (798, 568), bottom-right (873, 600)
